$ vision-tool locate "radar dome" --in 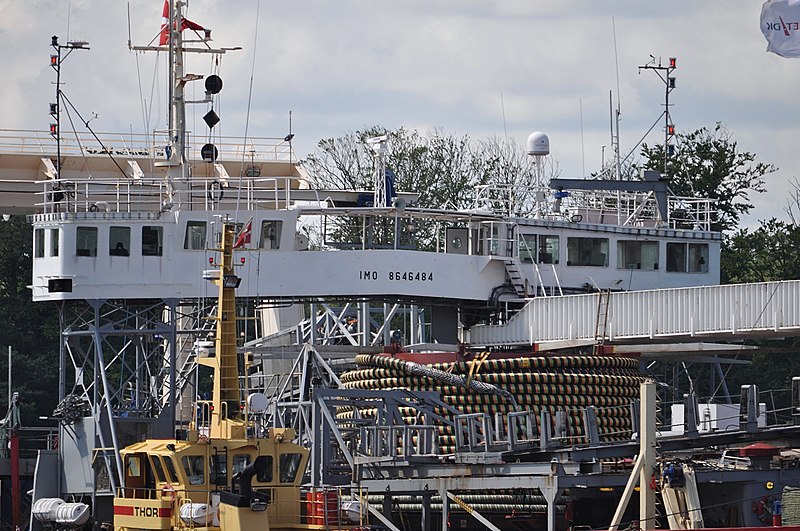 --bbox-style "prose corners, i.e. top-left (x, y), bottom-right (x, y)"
top-left (526, 131), bottom-right (550, 156)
